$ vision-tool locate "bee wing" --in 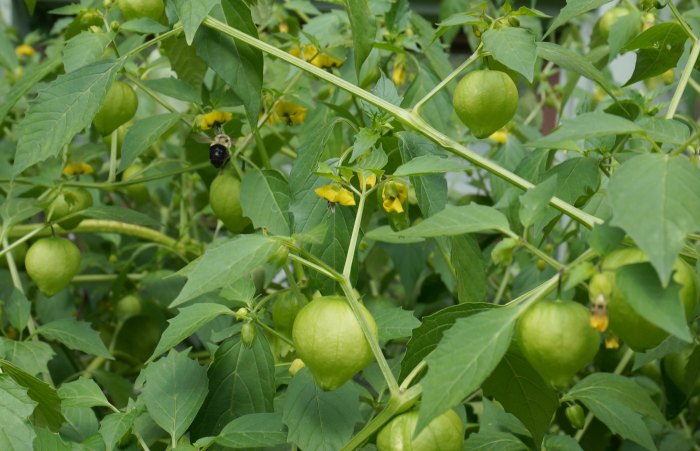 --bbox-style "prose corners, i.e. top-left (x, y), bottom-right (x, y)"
top-left (191, 133), bottom-right (212, 144)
